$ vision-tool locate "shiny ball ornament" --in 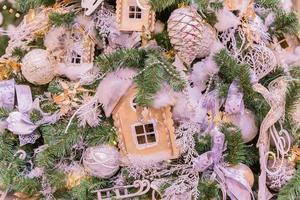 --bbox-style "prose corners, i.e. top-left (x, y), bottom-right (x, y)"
top-left (21, 49), bottom-right (55, 85)
top-left (266, 159), bottom-right (295, 191)
top-left (167, 6), bottom-right (215, 65)
top-left (226, 109), bottom-right (258, 143)
top-left (83, 145), bottom-right (120, 179)
top-left (230, 163), bottom-right (255, 187)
